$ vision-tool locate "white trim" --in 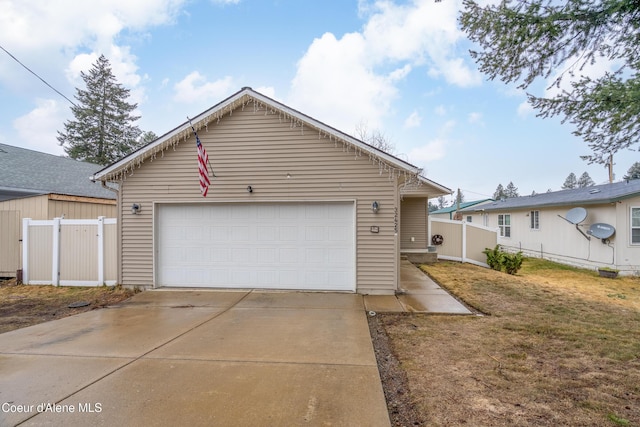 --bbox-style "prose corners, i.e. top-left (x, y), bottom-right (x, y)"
top-left (631, 206), bottom-right (640, 245)
top-left (52, 217), bottom-right (61, 286)
top-left (22, 218), bottom-right (30, 284)
top-left (97, 216), bottom-right (105, 285)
